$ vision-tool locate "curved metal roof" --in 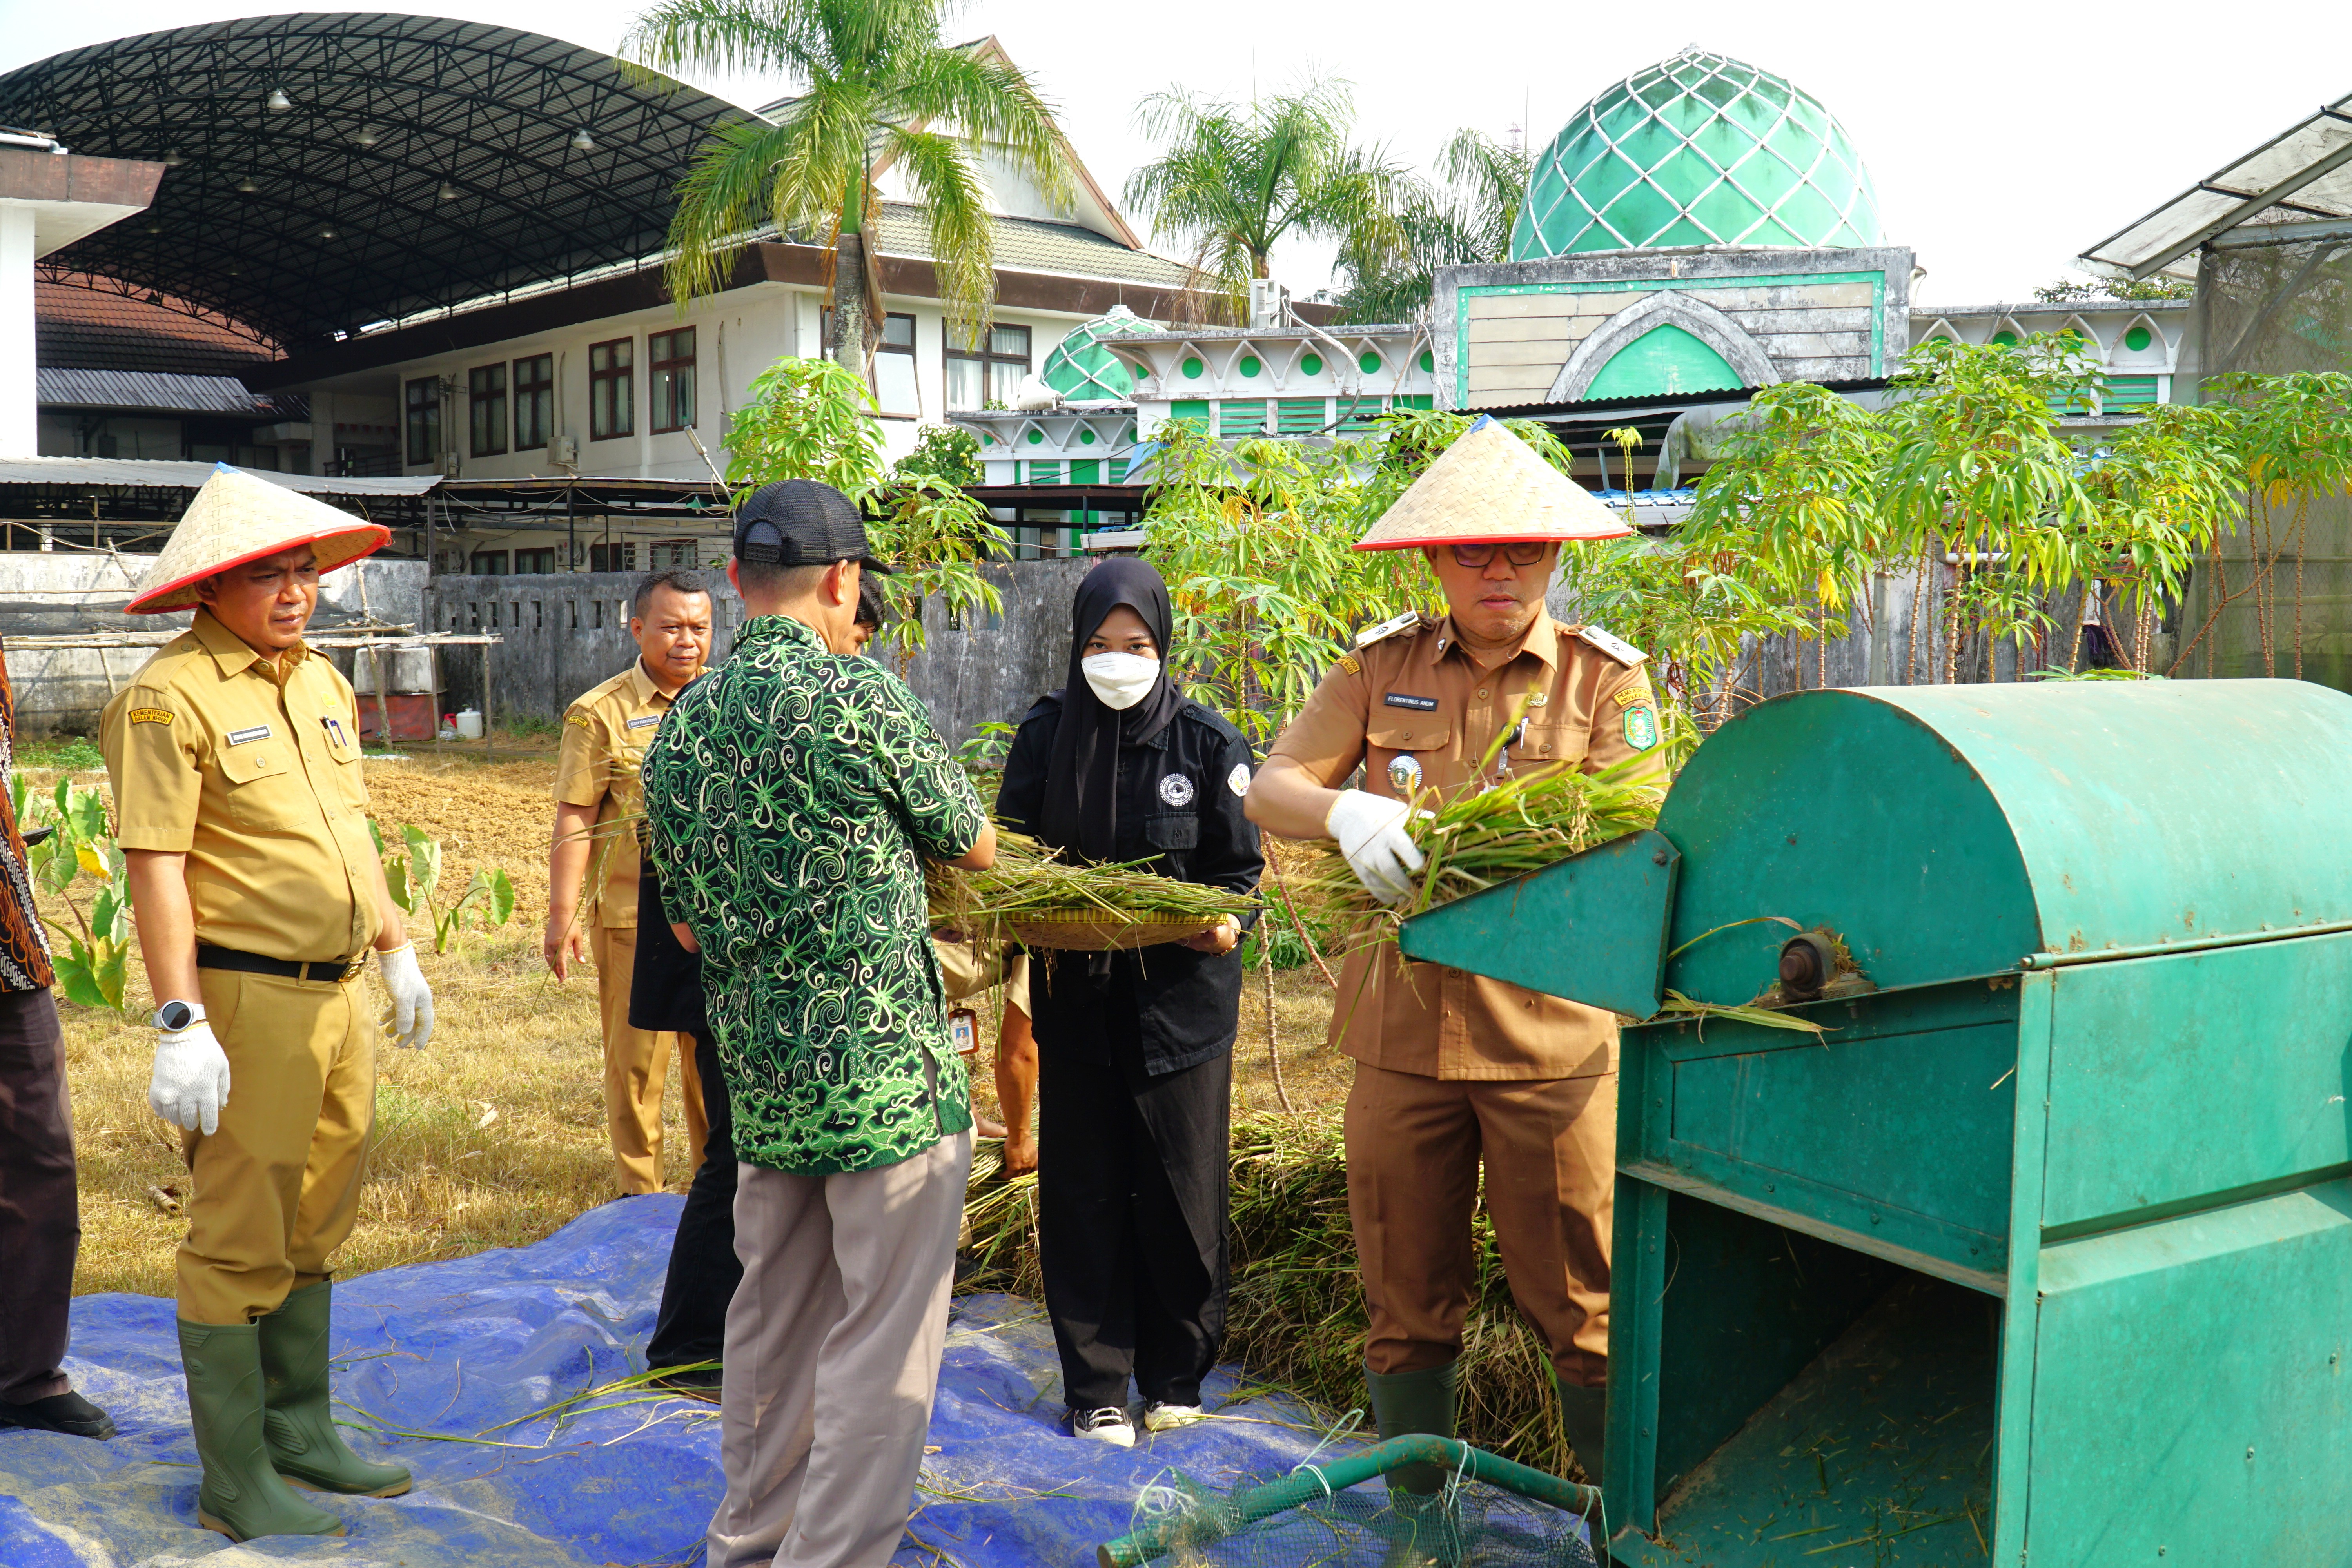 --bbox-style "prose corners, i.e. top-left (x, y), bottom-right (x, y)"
top-left (0, 13), bottom-right (751, 350)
